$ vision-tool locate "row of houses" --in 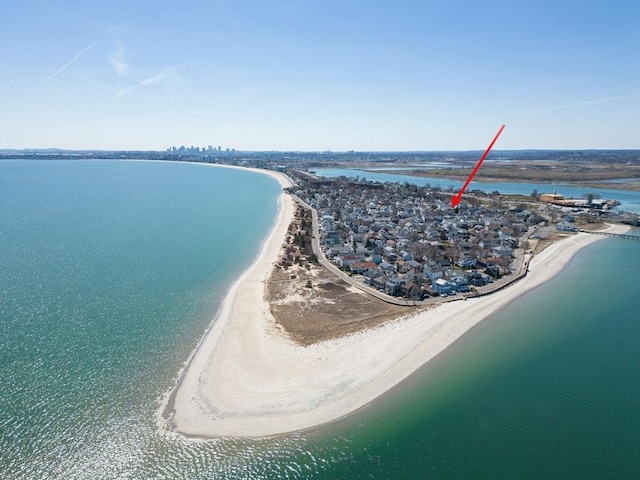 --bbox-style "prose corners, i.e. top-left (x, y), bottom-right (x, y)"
top-left (361, 269), bottom-right (498, 300)
top-left (288, 174), bottom-right (538, 299)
